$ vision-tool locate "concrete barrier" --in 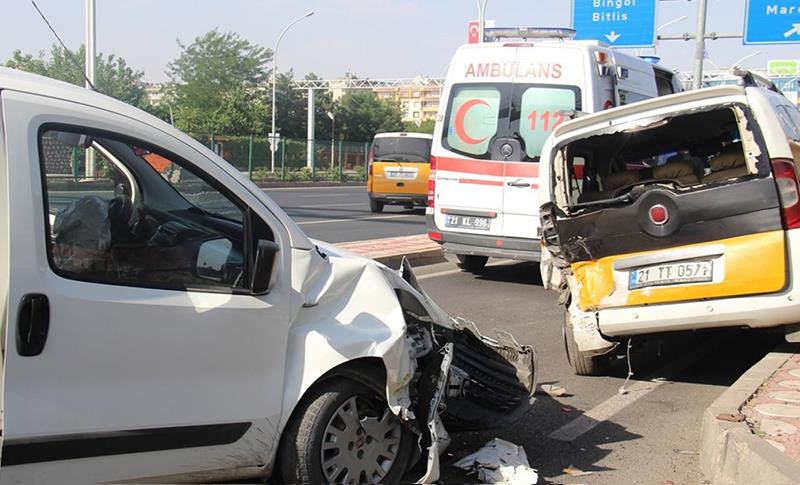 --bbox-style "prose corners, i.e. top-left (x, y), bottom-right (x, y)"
top-left (700, 346), bottom-right (800, 484)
